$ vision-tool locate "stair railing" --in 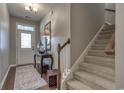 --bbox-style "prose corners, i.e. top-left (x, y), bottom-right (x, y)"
top-left (105, 8), bottom-right (115, 13)
top-left (105, 32), bottom-right (115, 55)
top-left (57, 38), bottom-right (70, 90)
